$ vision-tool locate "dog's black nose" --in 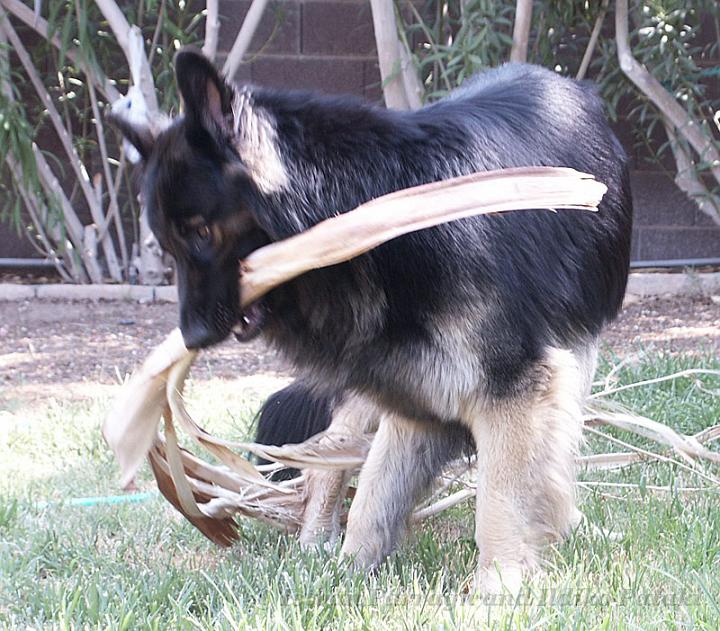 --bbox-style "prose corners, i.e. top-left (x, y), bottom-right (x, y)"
top-left (180, 323), bottom-right (228, 349)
